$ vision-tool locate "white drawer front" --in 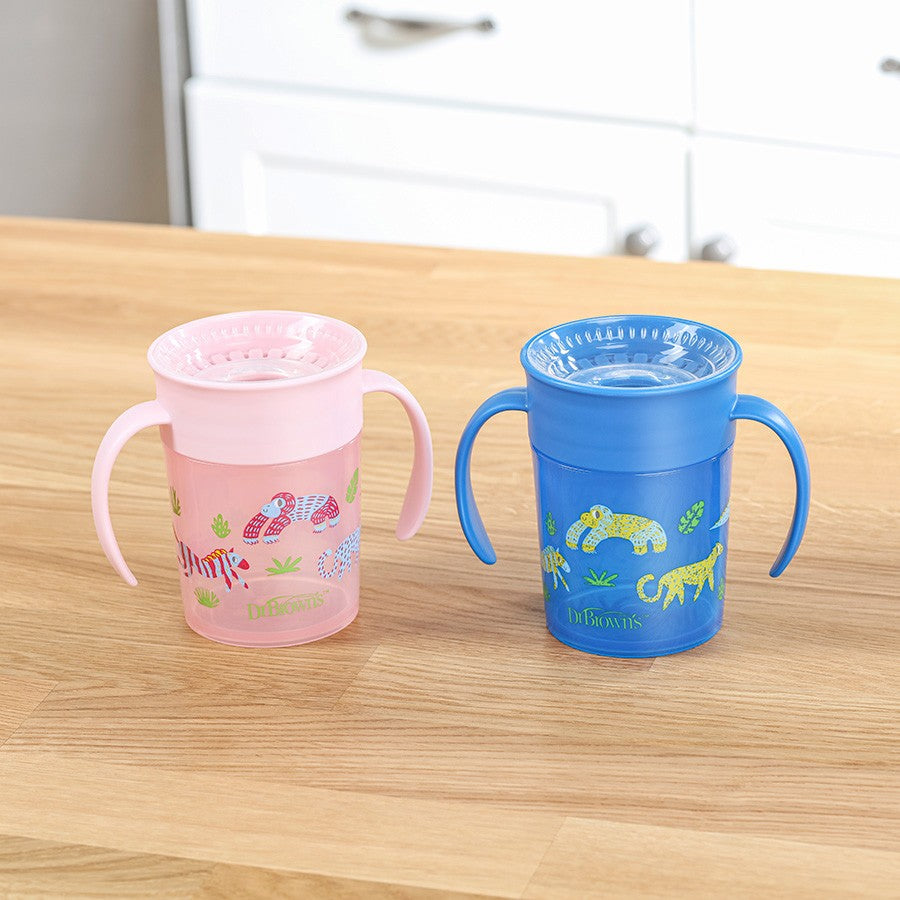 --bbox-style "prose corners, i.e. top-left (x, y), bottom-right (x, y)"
top-left (187, 0), bottom-right (691, 126)
top-left (692, 137), bottom-right (900, 277)
top-left (186, 82), bottom-right (687, 259)
top-left (695, 0), bottom-right (900, 154)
